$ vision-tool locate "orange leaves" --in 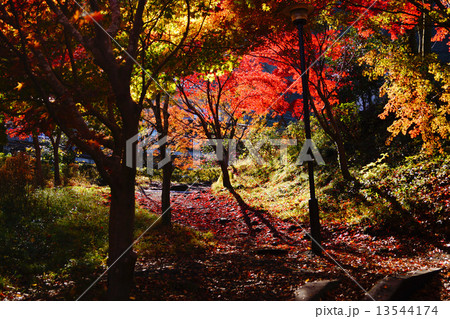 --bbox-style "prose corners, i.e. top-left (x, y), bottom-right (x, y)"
top-left (30, 40), bottom-right (40, 49)
top-left (87, 139), bottom-right (101, 149)
top-left (73, 10), bottom-right (104, 25)
top-left (365, 46), bottom-right (450, 152)
top-left (72, 10), bottom-right (81, 22)
top-left (84, 11), bottom-right (104, 23)
top-left (432, 28), bottom-right (449, 44)
top-left (14, 82), bottom-right (24, 91)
